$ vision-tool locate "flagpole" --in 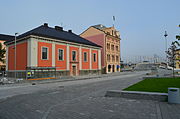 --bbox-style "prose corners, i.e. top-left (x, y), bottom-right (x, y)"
top-left (113, 16), bottom-right (115, 27)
